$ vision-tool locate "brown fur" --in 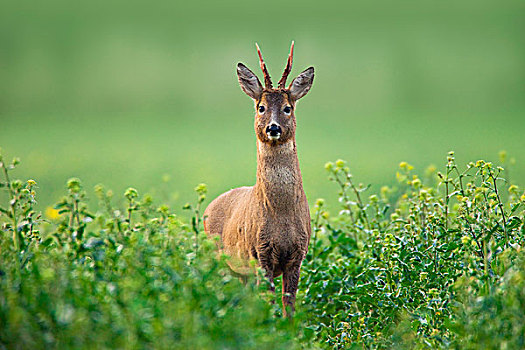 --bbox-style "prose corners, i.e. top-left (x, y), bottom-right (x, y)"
top-left (203, 46), bottom-right (314, 316)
